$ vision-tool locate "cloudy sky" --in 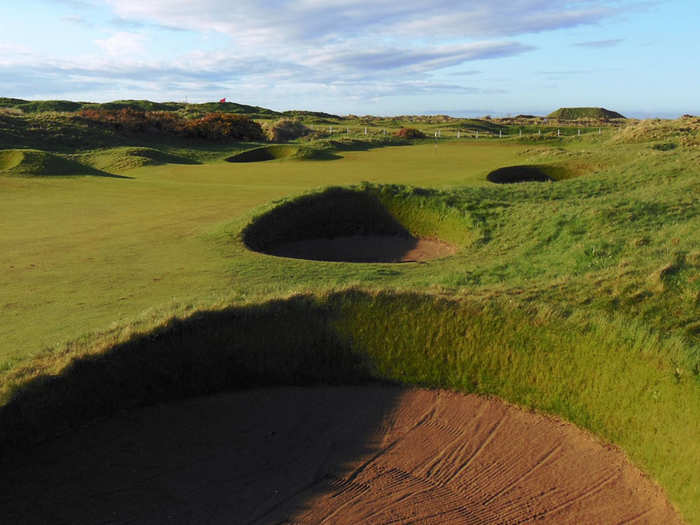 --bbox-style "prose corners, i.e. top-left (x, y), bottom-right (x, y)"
top-left (1, 1), bottom-right (698, 117)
